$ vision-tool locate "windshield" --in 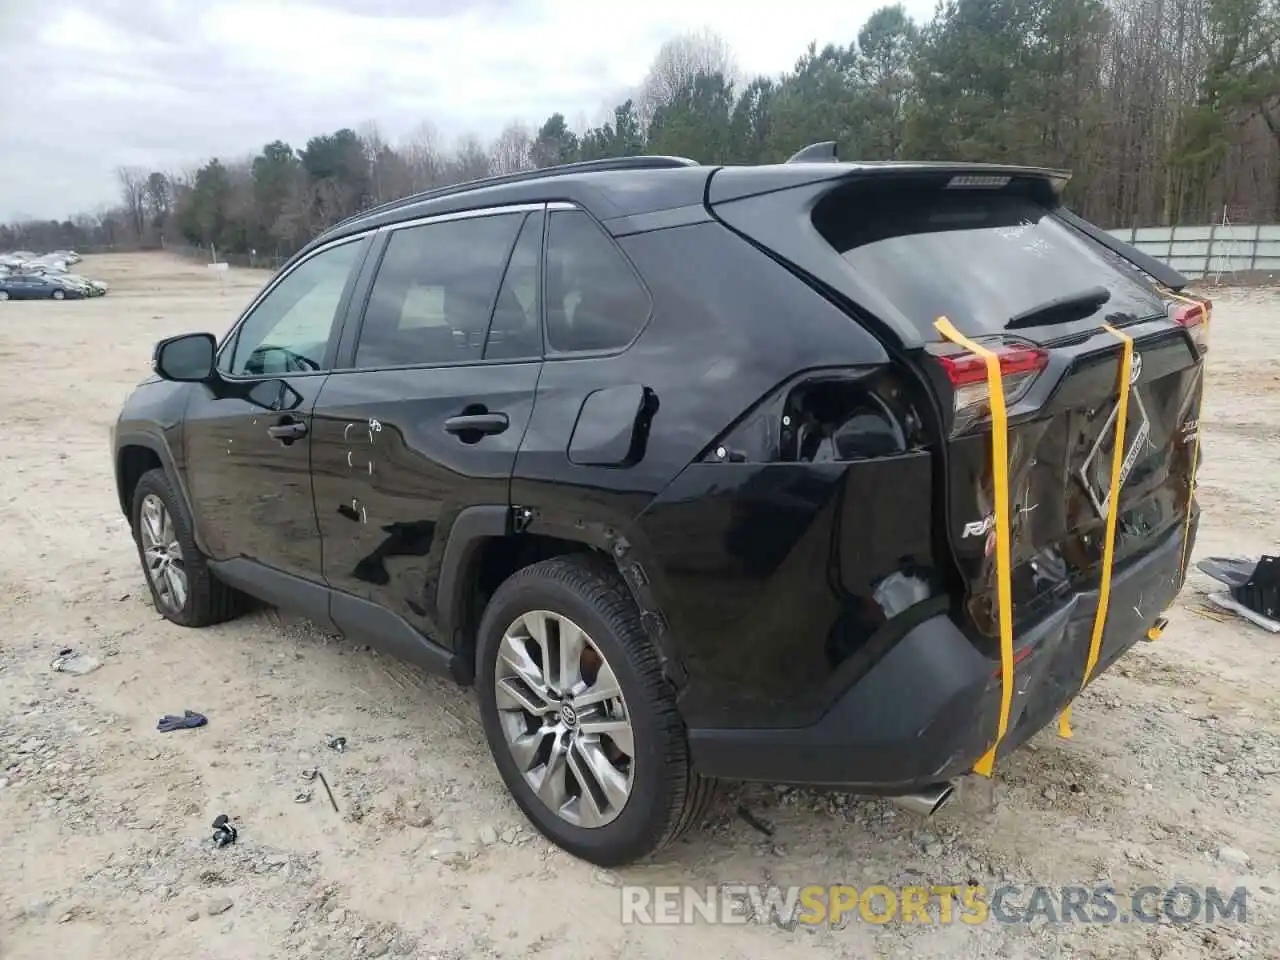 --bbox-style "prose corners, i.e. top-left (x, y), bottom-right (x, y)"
top-left (814, 183), bottom-right (1168, 343)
